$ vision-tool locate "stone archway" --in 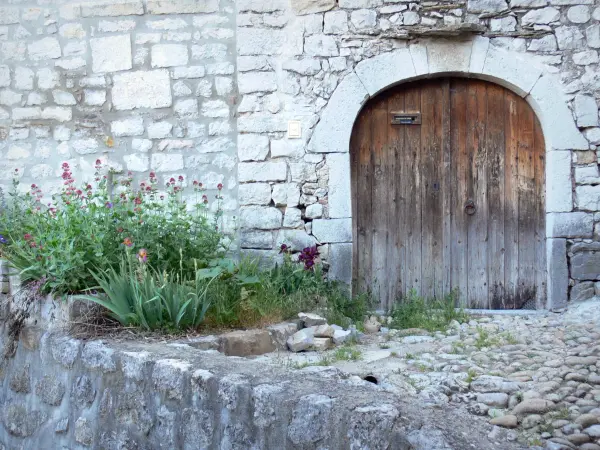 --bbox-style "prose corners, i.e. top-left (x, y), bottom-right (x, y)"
top-left (308, 37), bottom-right (588, 310)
